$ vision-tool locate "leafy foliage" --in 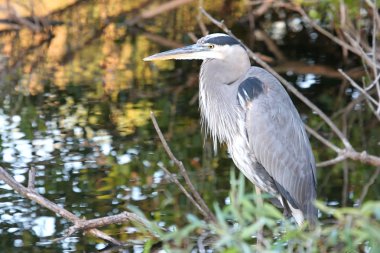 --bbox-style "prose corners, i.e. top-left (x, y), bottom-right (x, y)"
top-left (152, 171), bottom-right (380, 252)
